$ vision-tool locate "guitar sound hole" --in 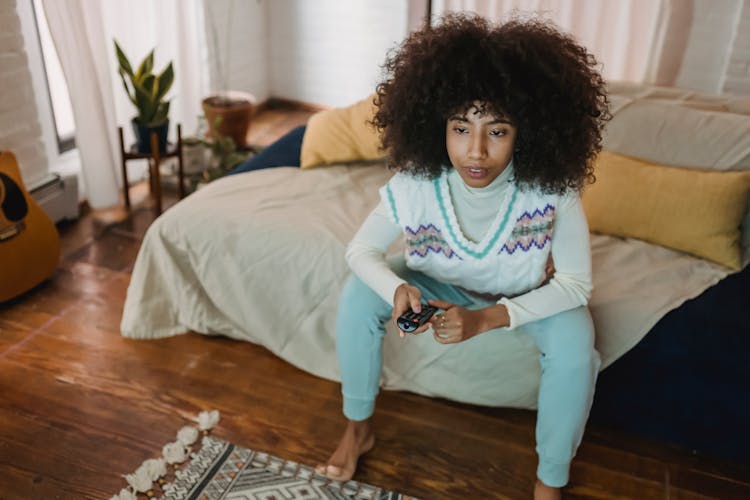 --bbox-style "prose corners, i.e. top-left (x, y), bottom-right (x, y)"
top-left (0, 172), bottom-right (28, 222)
